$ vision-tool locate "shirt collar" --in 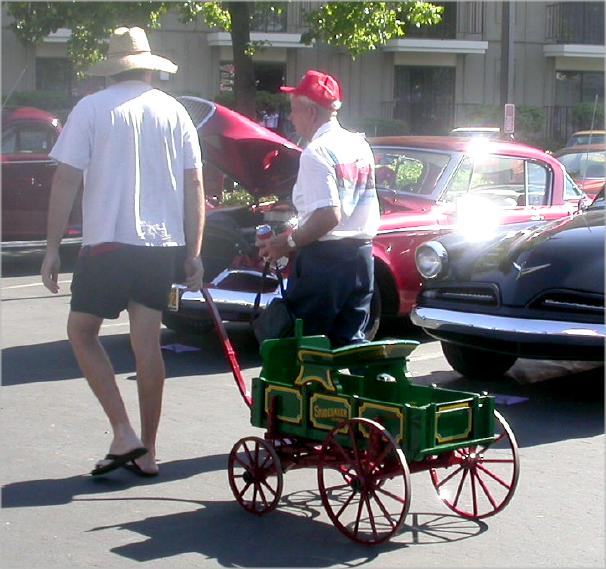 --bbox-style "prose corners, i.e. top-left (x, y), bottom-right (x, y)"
top-left (311, 118), bottom-right (340, 141)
